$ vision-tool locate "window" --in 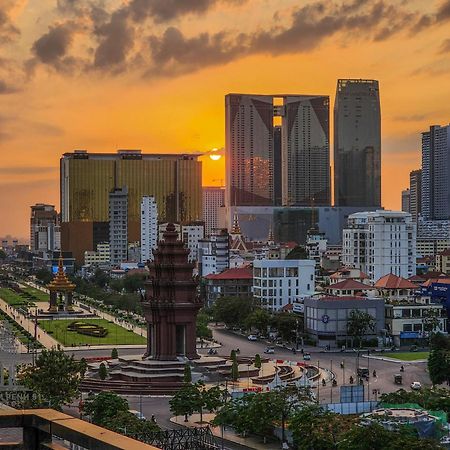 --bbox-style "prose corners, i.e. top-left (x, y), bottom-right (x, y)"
top-left (402, 324), bottom-right (412, 332)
